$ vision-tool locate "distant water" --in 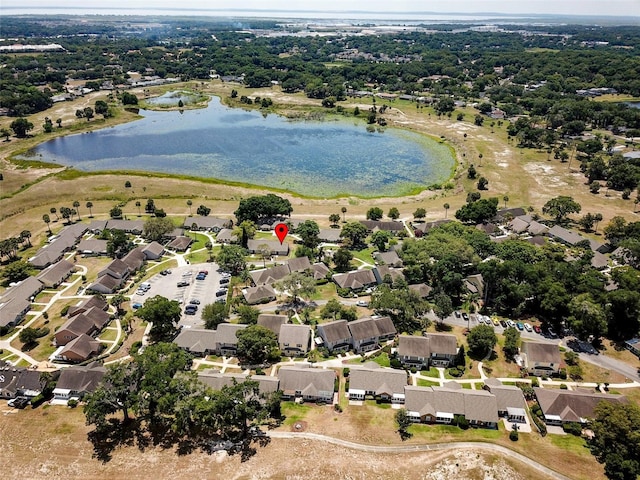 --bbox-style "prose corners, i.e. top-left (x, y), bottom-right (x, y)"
top-left (21, 96), bottom-right (455, 198)
top-left (627, 102), bottom-right (640, 109)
